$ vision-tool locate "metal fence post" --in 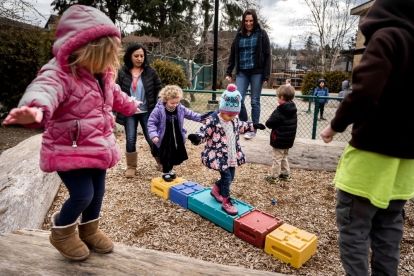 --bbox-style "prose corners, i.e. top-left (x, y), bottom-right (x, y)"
top-left (311, 97), bottom-right (319, 139)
